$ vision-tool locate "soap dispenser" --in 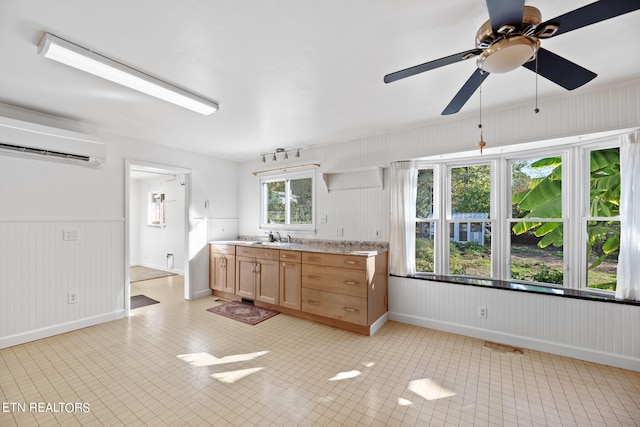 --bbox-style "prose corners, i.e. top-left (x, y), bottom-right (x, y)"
top-left (268, 230), bottom-right (274, 242)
